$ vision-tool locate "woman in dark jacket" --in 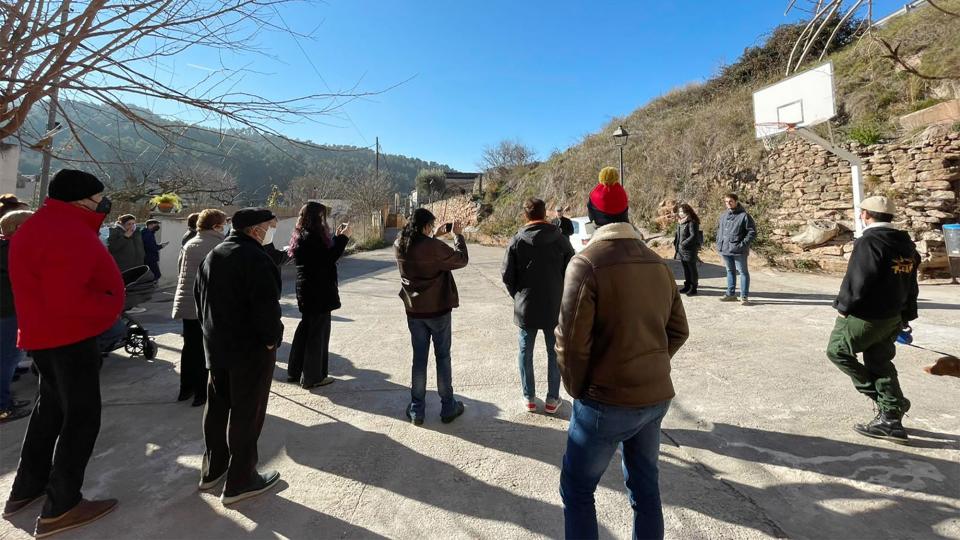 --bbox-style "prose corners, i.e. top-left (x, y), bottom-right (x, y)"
top-left (673, 203), bottom-right (702, 296)
top-left (286, 202), bottom-right (350, 389)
